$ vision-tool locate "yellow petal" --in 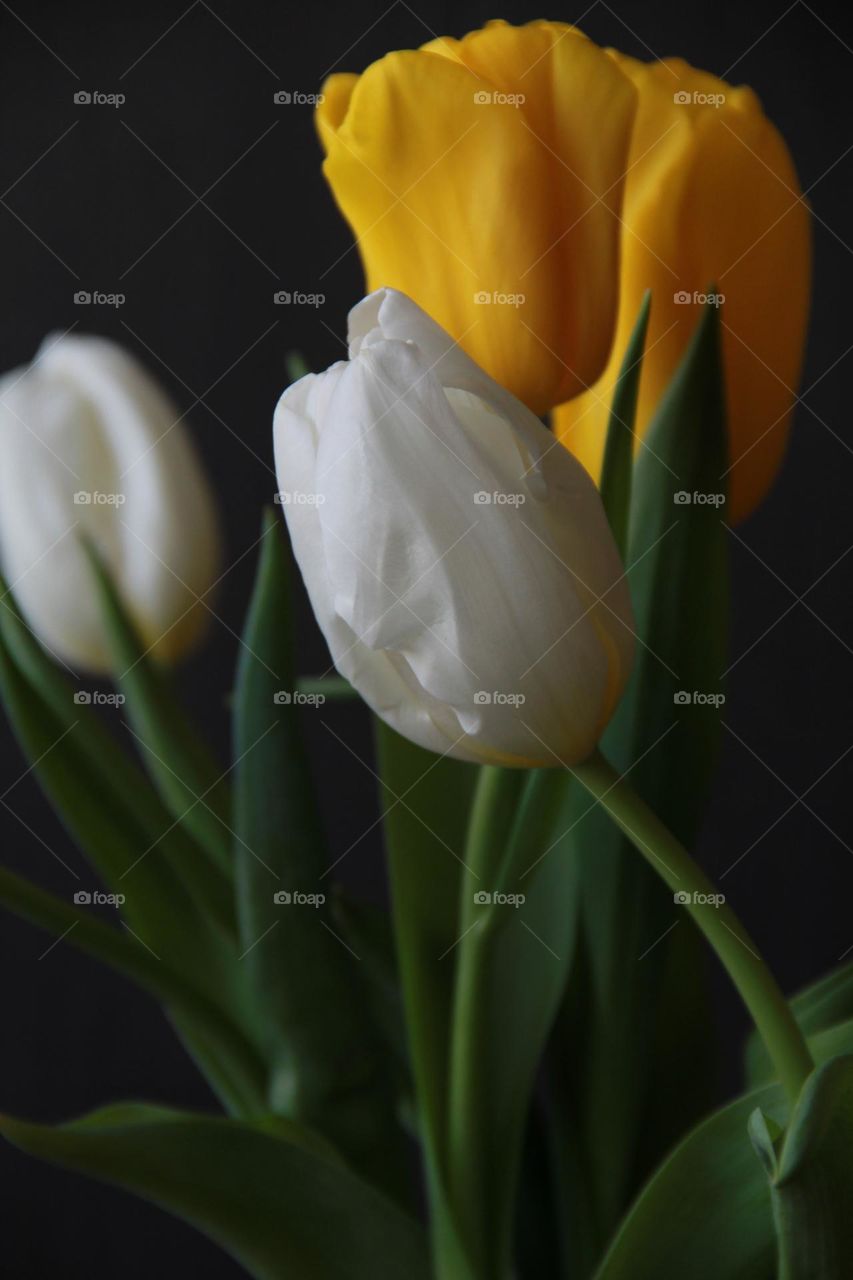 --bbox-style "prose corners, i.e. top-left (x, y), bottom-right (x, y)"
top-left (317, 22), bottom-right (636, 415)
top-left (555, 56), bottom-right (811, 522)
